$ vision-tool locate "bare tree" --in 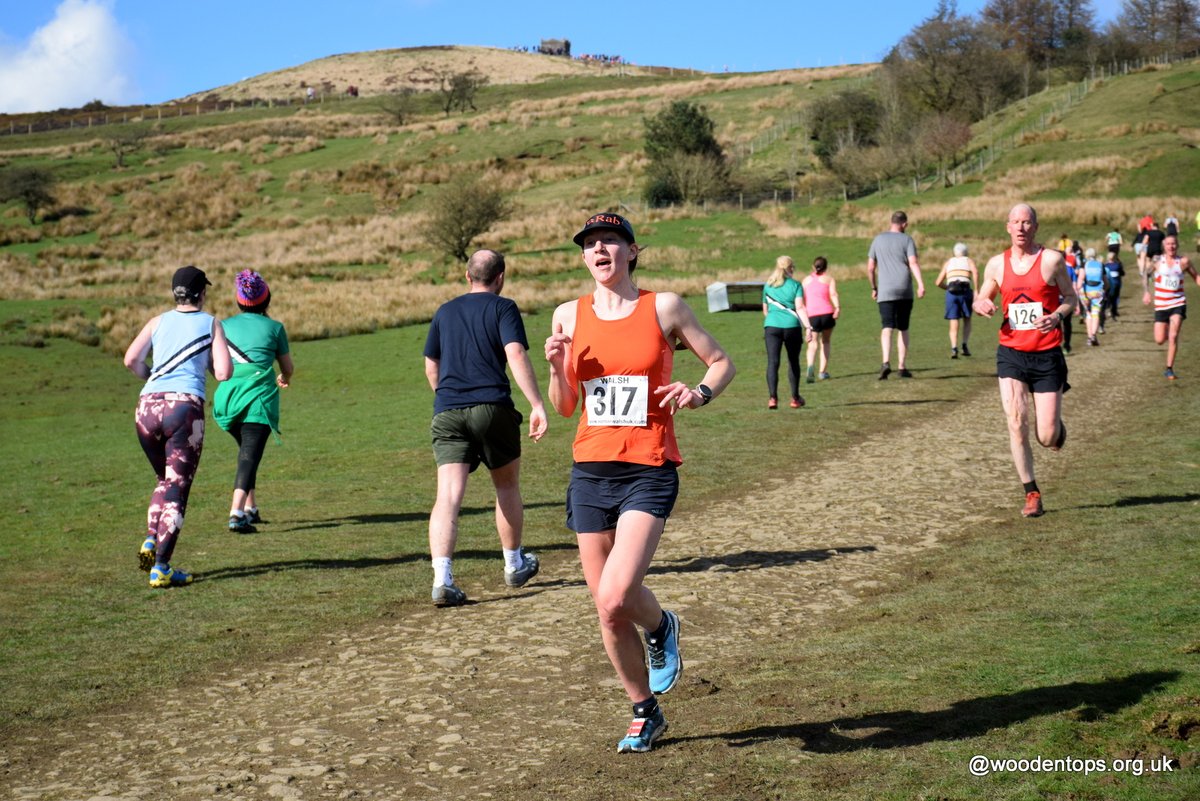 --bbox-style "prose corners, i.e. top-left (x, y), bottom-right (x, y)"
top-left (104, 126), bottom-right (152, 169)
top-left (435, 70), bottom-right (489, 117)
top-left (422, 174), bottom-right (512, 262)
top-left (652, 151), bottom-right (730, 204)
top-left (376, 88), bottom-right (418, 125)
